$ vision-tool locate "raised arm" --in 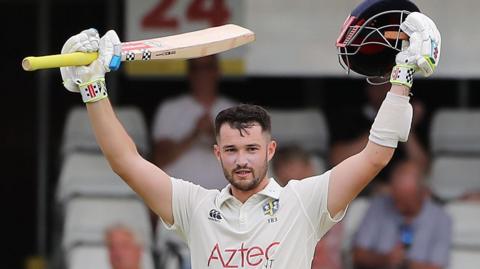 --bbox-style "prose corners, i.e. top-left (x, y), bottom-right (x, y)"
top-left (328, 12), bottom-right (441, 216)
top-left (60, 29), bottom-right (174, 225)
